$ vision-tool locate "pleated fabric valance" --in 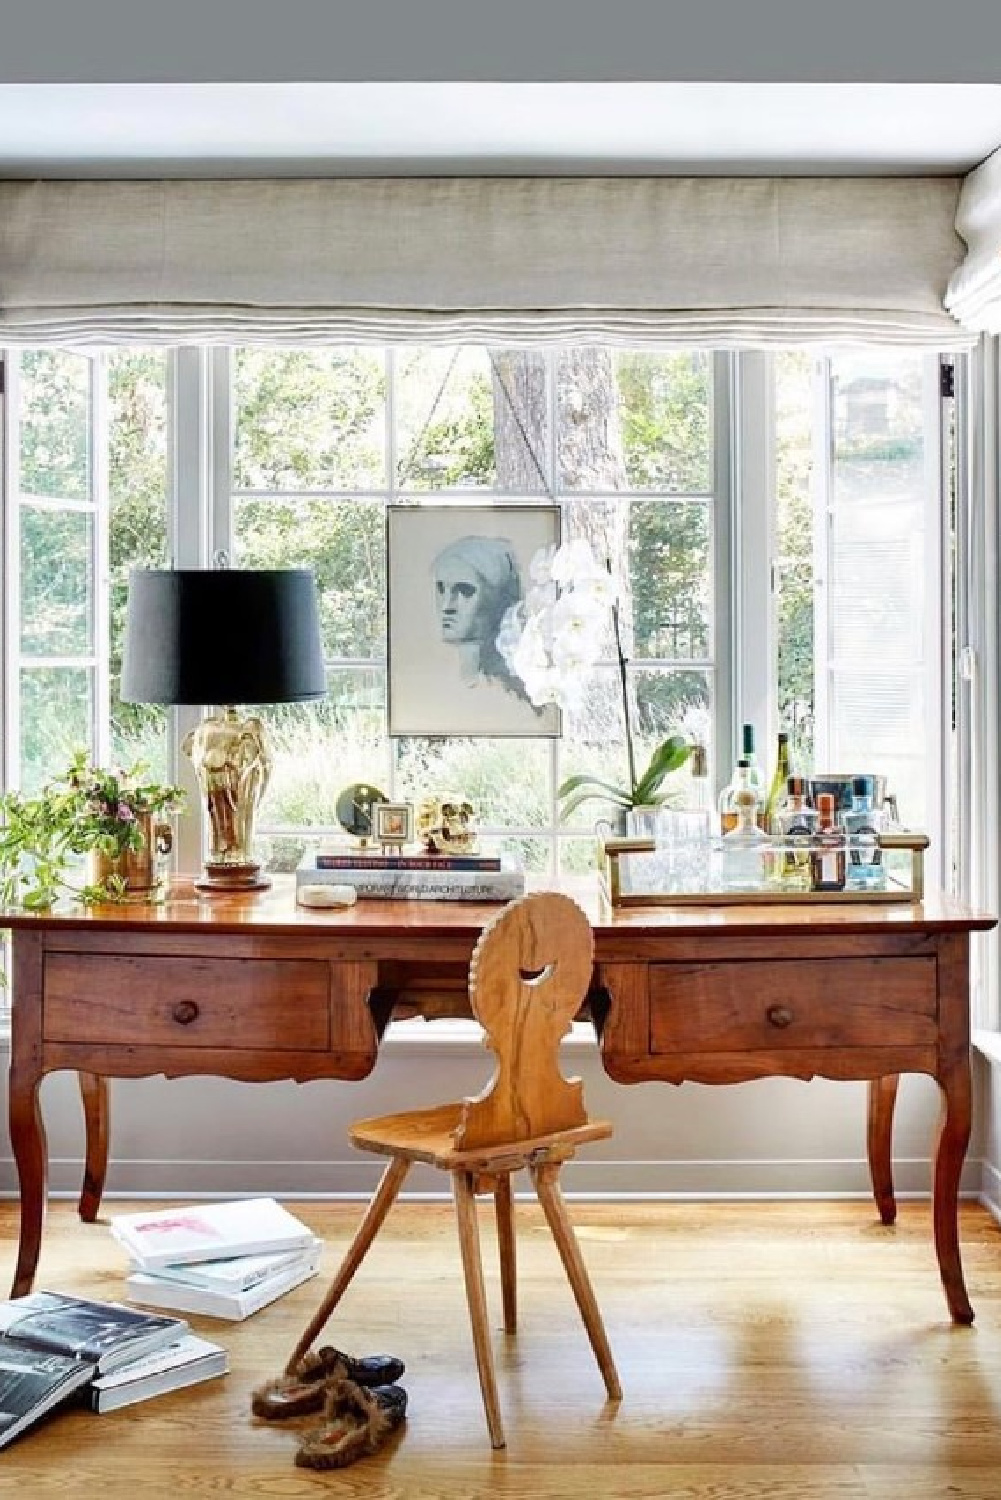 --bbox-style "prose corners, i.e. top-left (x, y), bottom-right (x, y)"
top-left (945, 147), bottom-right (1001, 334)
top-left (0, 175), bottom-right (972, 349)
